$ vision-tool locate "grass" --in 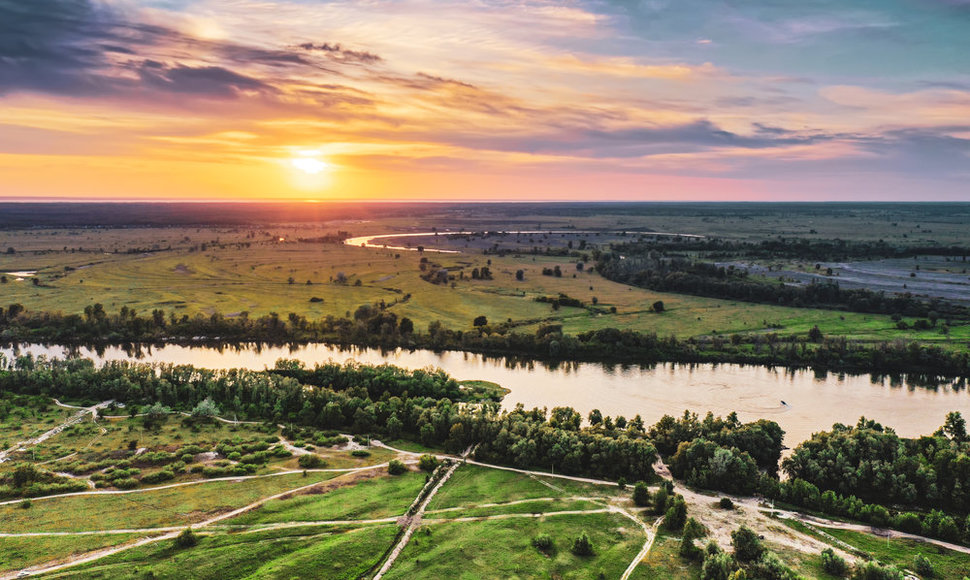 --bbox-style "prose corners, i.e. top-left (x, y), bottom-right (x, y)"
top-left (425, 498), bottom-right (604, 519)
top-left (384, 512), bottom-right (644, 579)
top-left (42, 524), bottom-right (399, 579)
top-left (825, 527), bottom-right (970, 579)
top-left (0, 533), bottom-right (145, 575)
top-left (630, 530), bottom-right (698, 580)
top-left (426, 465), bottom-right (621, 512)
top-left (226, 470), bottom-right (426, 525)
top-left (0, 471), bottom-right (339, 533)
